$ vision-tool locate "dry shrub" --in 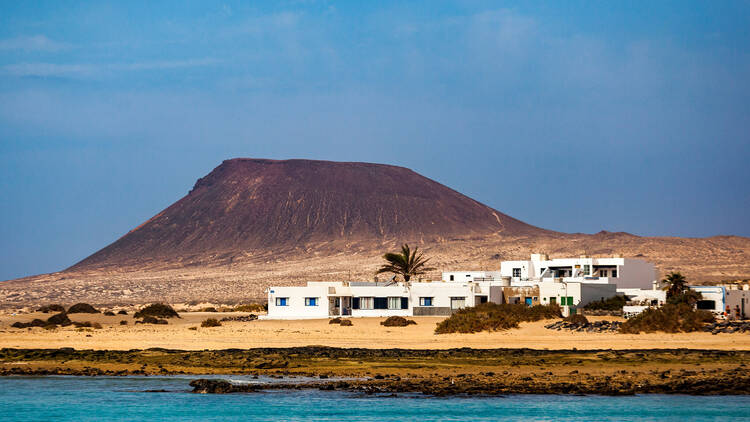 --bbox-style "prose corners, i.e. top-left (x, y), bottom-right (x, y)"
top-left (117, 310), bottom-right (128, 315)
top-left (67, 303), bottom-right (99, 314)
top-left (136, 316), bottom-right (168, 325)
top-left (119, 320), bottom-right (128, 325)
top-left (134, 303), bottom-right (179, 319)
top-left (620, 303), bottom-right (715, 334)
top-left (103, 311), bottom-right (116, 316)
top-left (380, 316), bottom-right (417, 327)
top-left (201, 318), bottom-right (222, 328)
top-left (339, 319), bottom-right (353, 326)
top-left (37, 304), bottom-right (65, 313)
top-left (199, 307), bottom-right (218, 313)
top-left (435, 303), bottom-right (562, 334)
top-left (232, 303), bottom-right (267, 313)
top-left (329, 317), bottom-right (342, 324)
top-left (565, 313), bottom-right (589, 325)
